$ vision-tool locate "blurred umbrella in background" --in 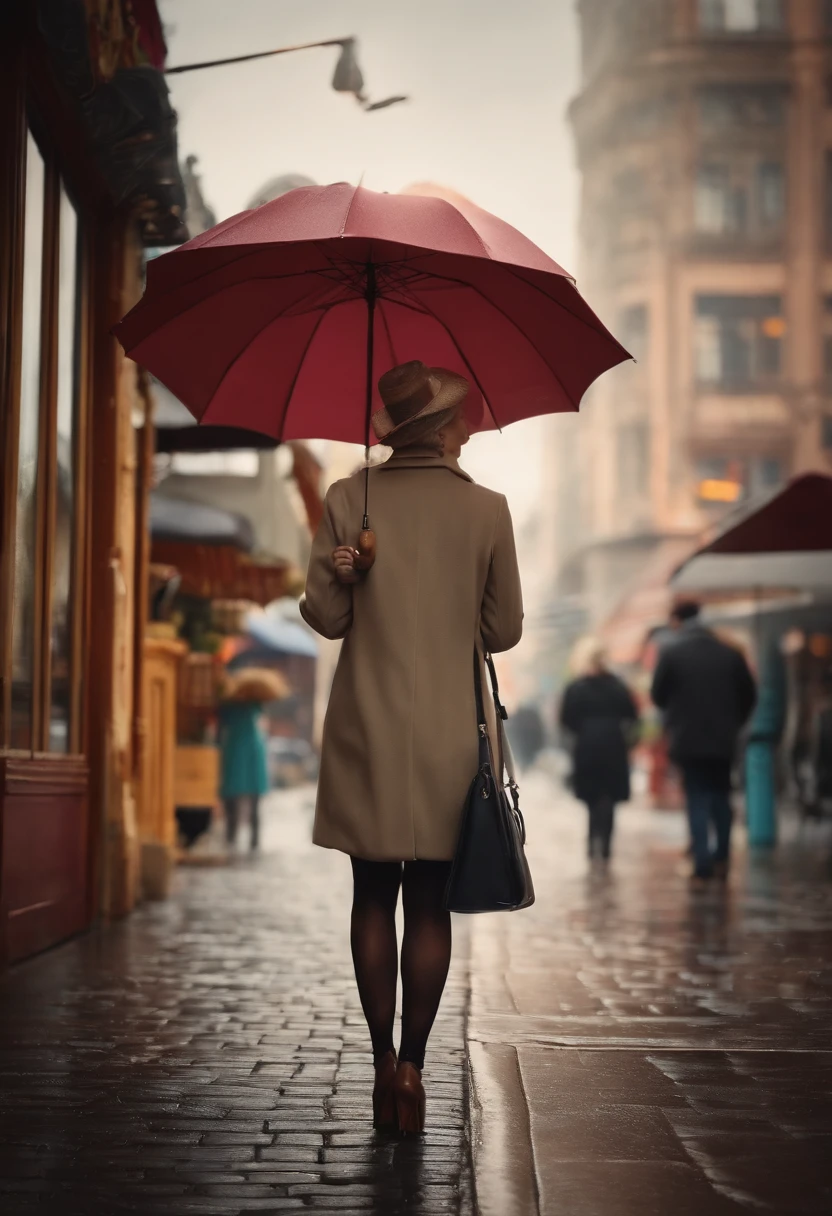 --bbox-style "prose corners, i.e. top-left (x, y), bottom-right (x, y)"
top-left (227, 614), bottom-right (319, 671)
top-left (672, 474), bottom-right (832, 596)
